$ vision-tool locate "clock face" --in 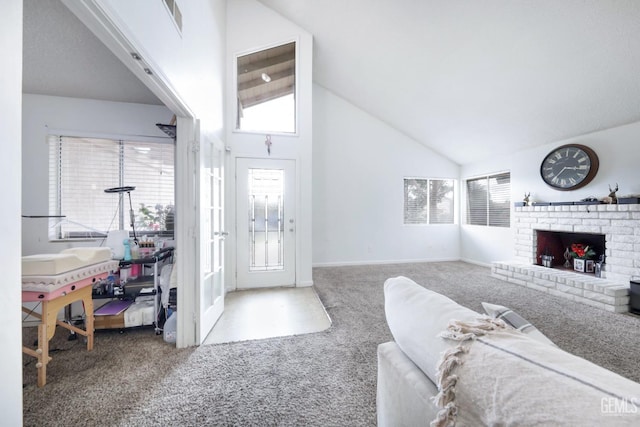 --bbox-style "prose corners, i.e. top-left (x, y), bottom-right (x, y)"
top-left (540, 144), bottom-right (599, 190)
